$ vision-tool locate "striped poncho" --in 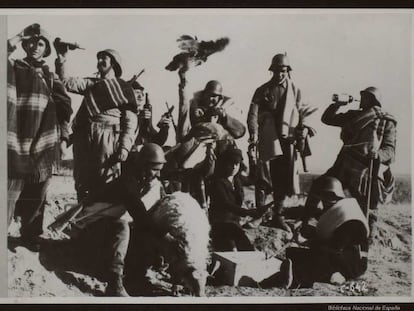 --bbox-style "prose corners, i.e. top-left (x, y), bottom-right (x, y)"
top-left (7, 57), bottom-right (72, 182)
top-left (62, 76), bottom-right (138, 131)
